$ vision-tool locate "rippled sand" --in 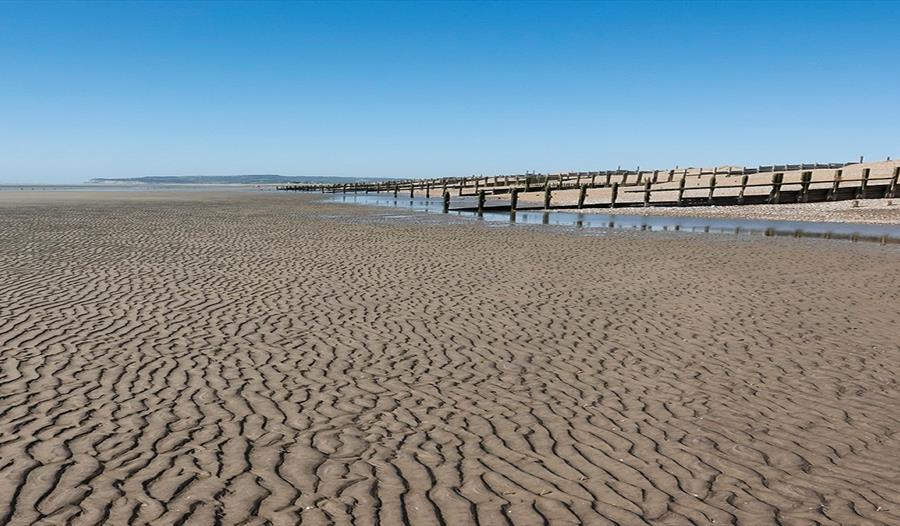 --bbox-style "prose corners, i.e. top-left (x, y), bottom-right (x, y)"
top-left (1, 191), bottom-right (899, 525)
